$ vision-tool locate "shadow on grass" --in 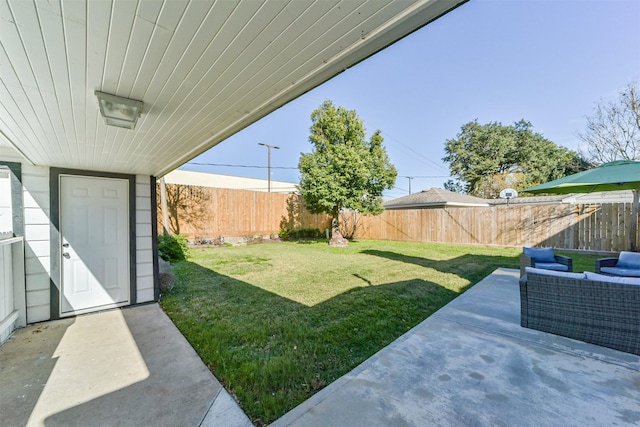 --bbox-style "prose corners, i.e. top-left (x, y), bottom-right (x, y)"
top-left (360, 250), bottom-right (519, 287)
top-left (160, 261), bottom-right (457, 426)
